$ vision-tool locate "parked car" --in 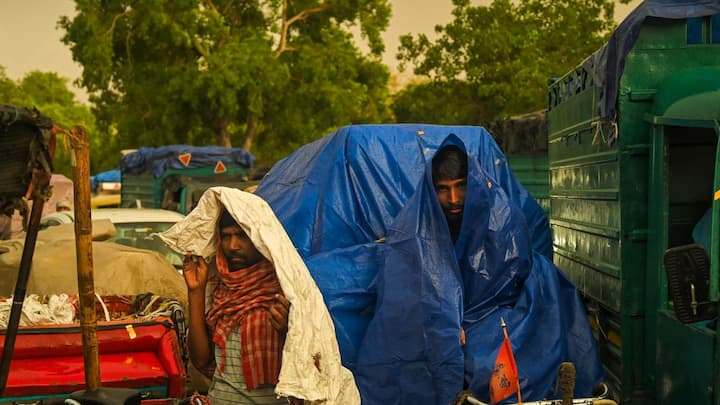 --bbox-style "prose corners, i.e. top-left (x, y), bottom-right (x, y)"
top-left (40, 207), bottom-right (185, 269)
top-left (91, 208), bottom-right (186, 269)
top-left (91, 193), bottom-right (121, 209)
top-left (38, 211), bottom-right (75, 228)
